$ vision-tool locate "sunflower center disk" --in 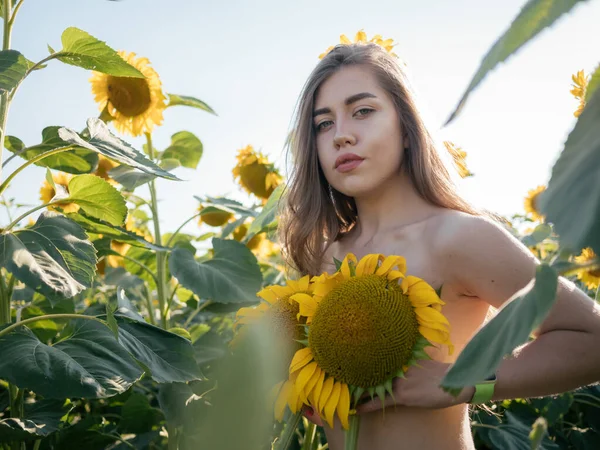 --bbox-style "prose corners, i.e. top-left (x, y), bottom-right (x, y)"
top-left (309, 275), bottom-right (419, 387)
top-left (107, 76), bottom-right (152, 117)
